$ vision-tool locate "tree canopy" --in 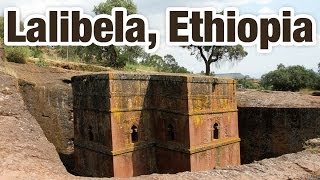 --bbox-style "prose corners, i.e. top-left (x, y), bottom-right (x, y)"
top-left (140, 54), bottom-right (189, 73)
top-left (93, 0), bottom-right (137, 15)
top-left (75, 0), bottom-right (142, 68)
top-left (237, 76), bottom-right (259, 89)
top-left (184, 45), bottom-right (248, 76)
top-left (261, 64), bottom-right (320, 91)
